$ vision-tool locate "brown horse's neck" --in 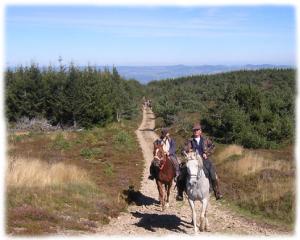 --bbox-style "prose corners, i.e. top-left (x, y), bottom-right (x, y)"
top-left (158, 155), bottom-right (175, 183)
